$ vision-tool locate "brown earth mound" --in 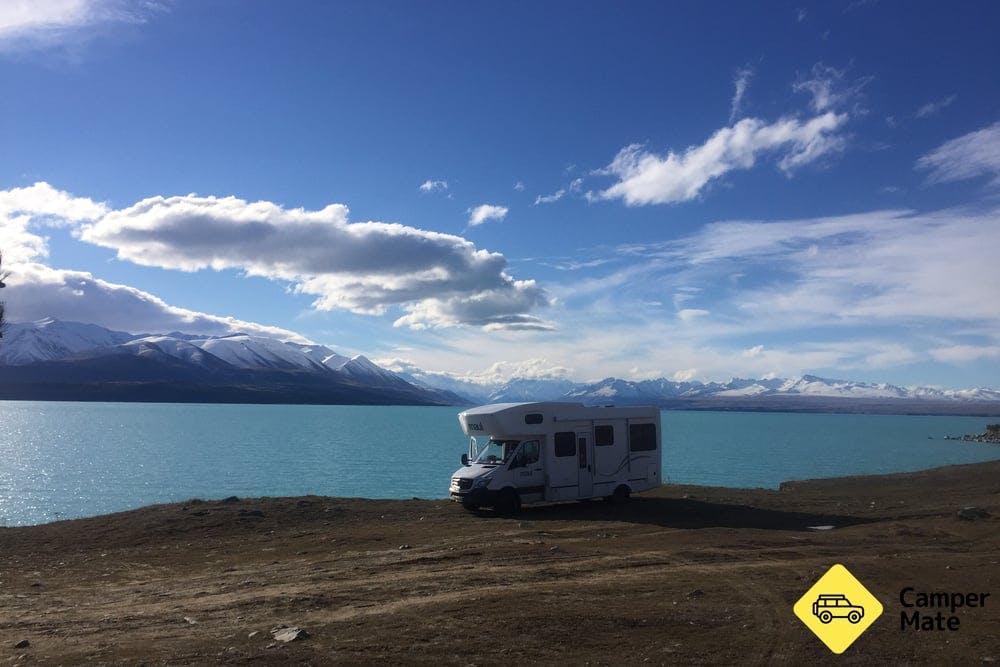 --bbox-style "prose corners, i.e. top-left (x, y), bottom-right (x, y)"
top-left (2, 461), bottom-right (998, 665)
